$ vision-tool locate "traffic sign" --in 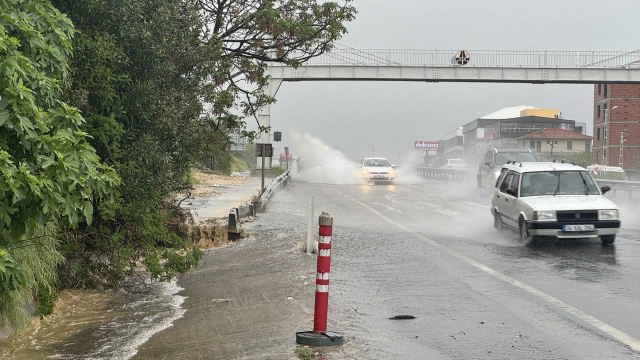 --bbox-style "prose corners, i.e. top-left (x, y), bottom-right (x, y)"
top-left (256, 143), bottom-right (273, 157)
